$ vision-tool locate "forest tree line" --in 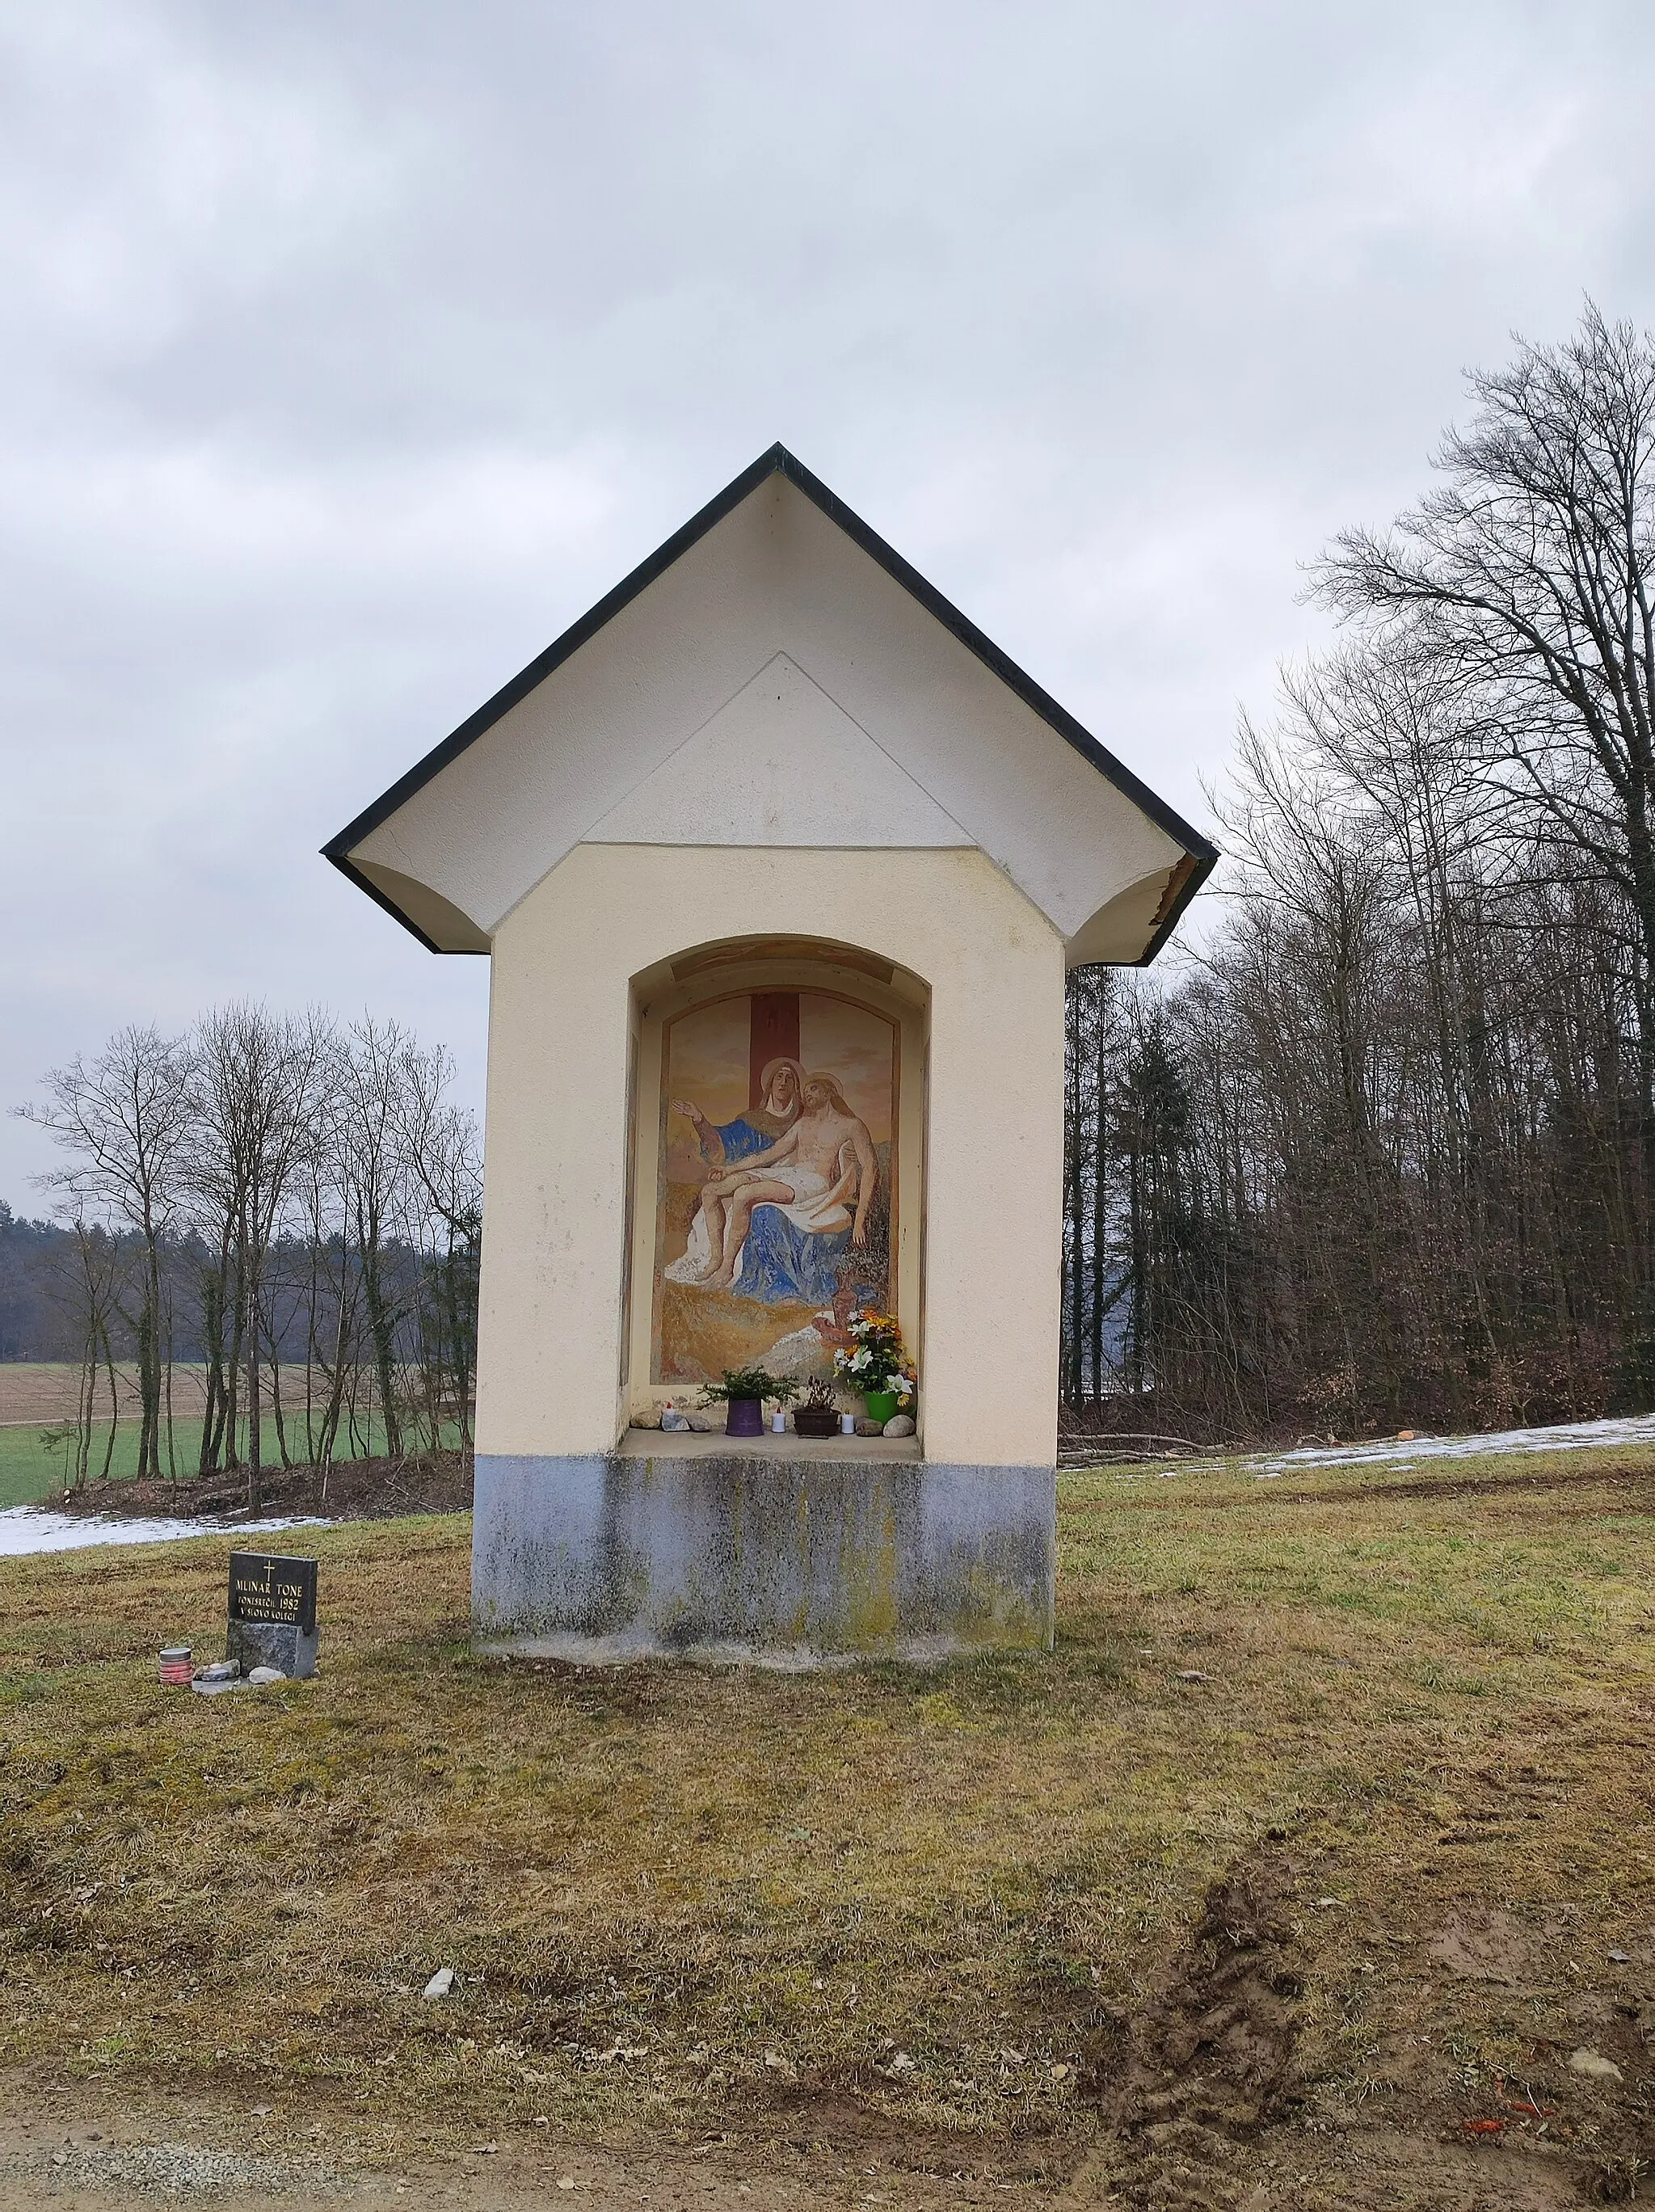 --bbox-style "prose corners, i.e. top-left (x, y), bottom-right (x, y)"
top-left (1062, 305), bottom-right (1655, 1440)
top-left (13, 1005), bottom-right (481, 1504)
